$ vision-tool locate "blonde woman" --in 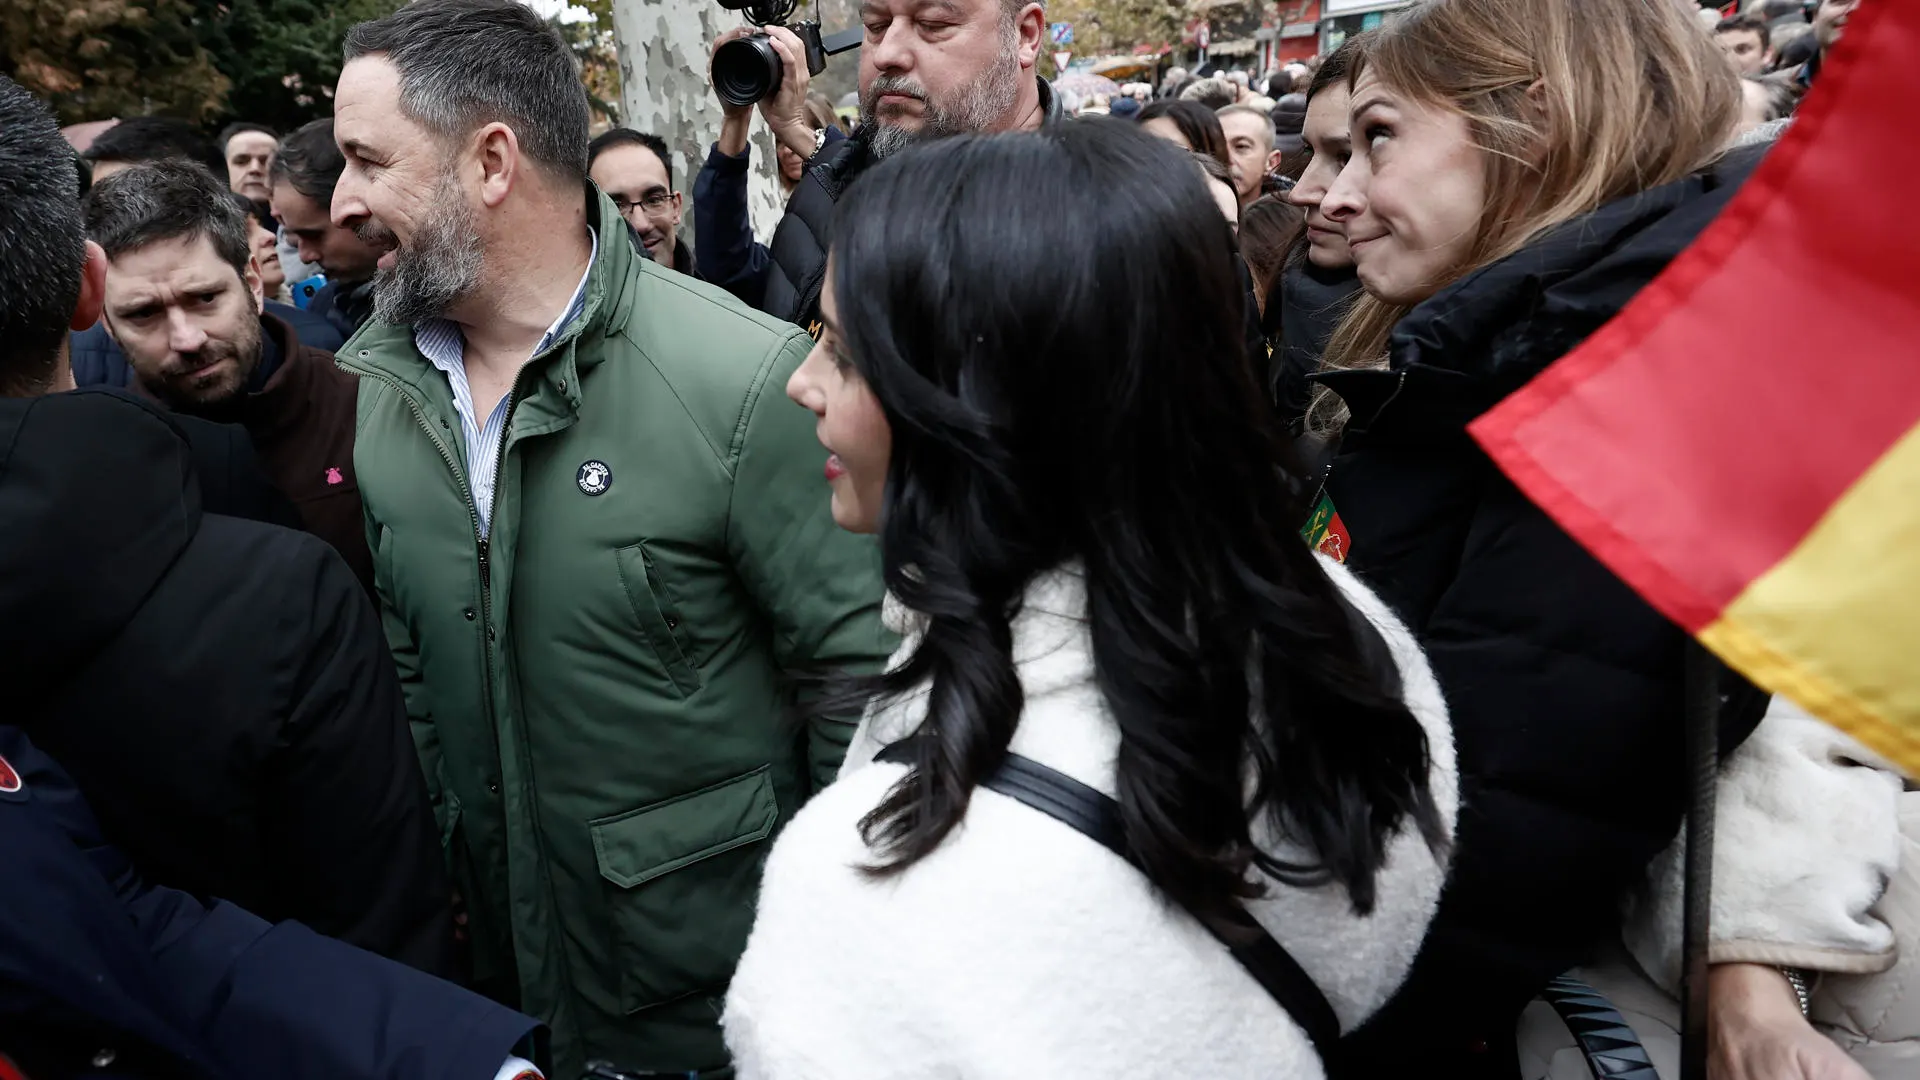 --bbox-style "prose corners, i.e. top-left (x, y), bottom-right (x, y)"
top-left (1292, 0), bottom-right (1775, 1075)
